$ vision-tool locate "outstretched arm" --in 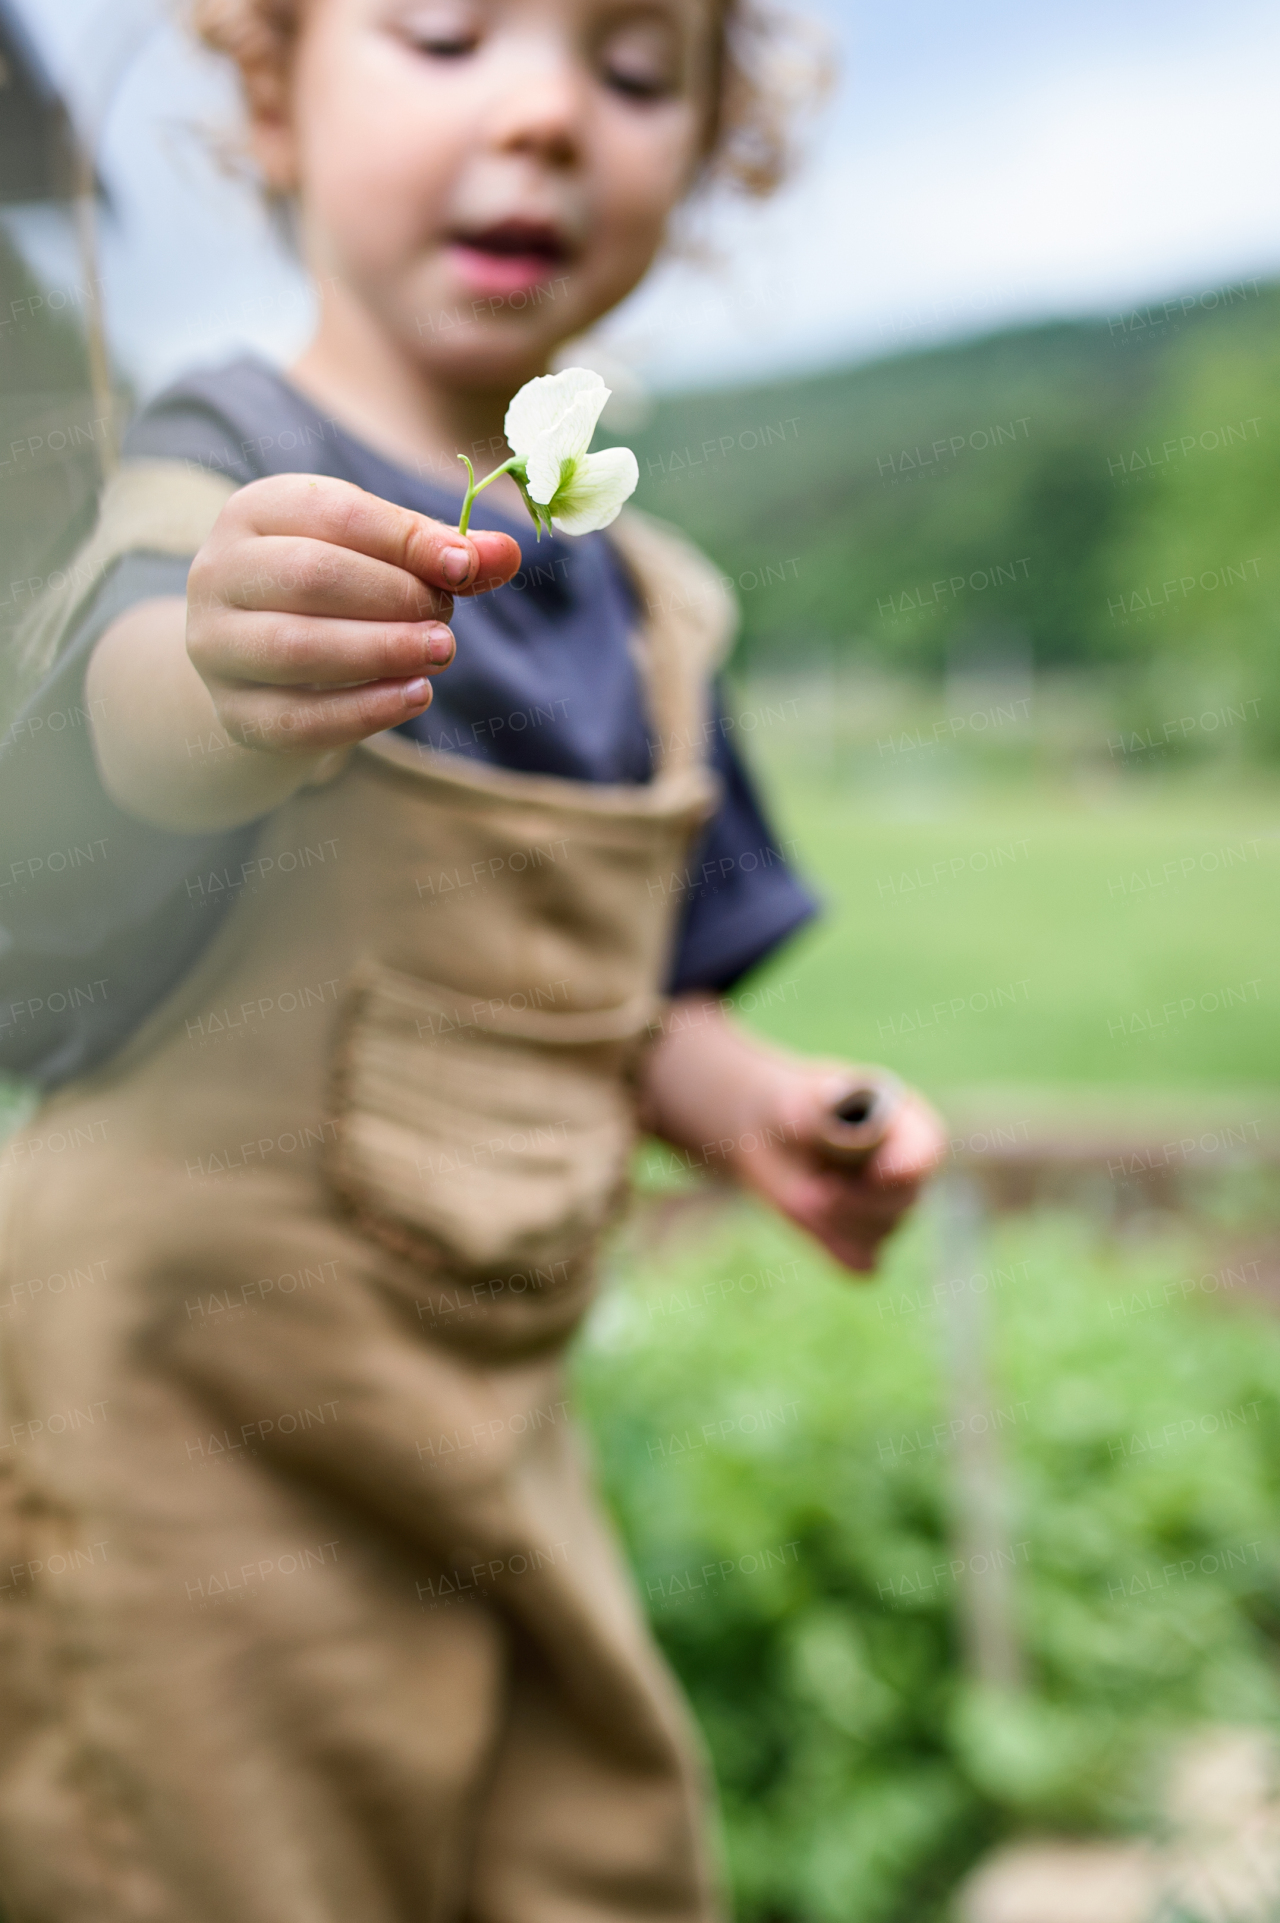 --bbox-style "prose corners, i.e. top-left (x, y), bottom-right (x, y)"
top-left (86, 473), bottom-right (520, 832)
